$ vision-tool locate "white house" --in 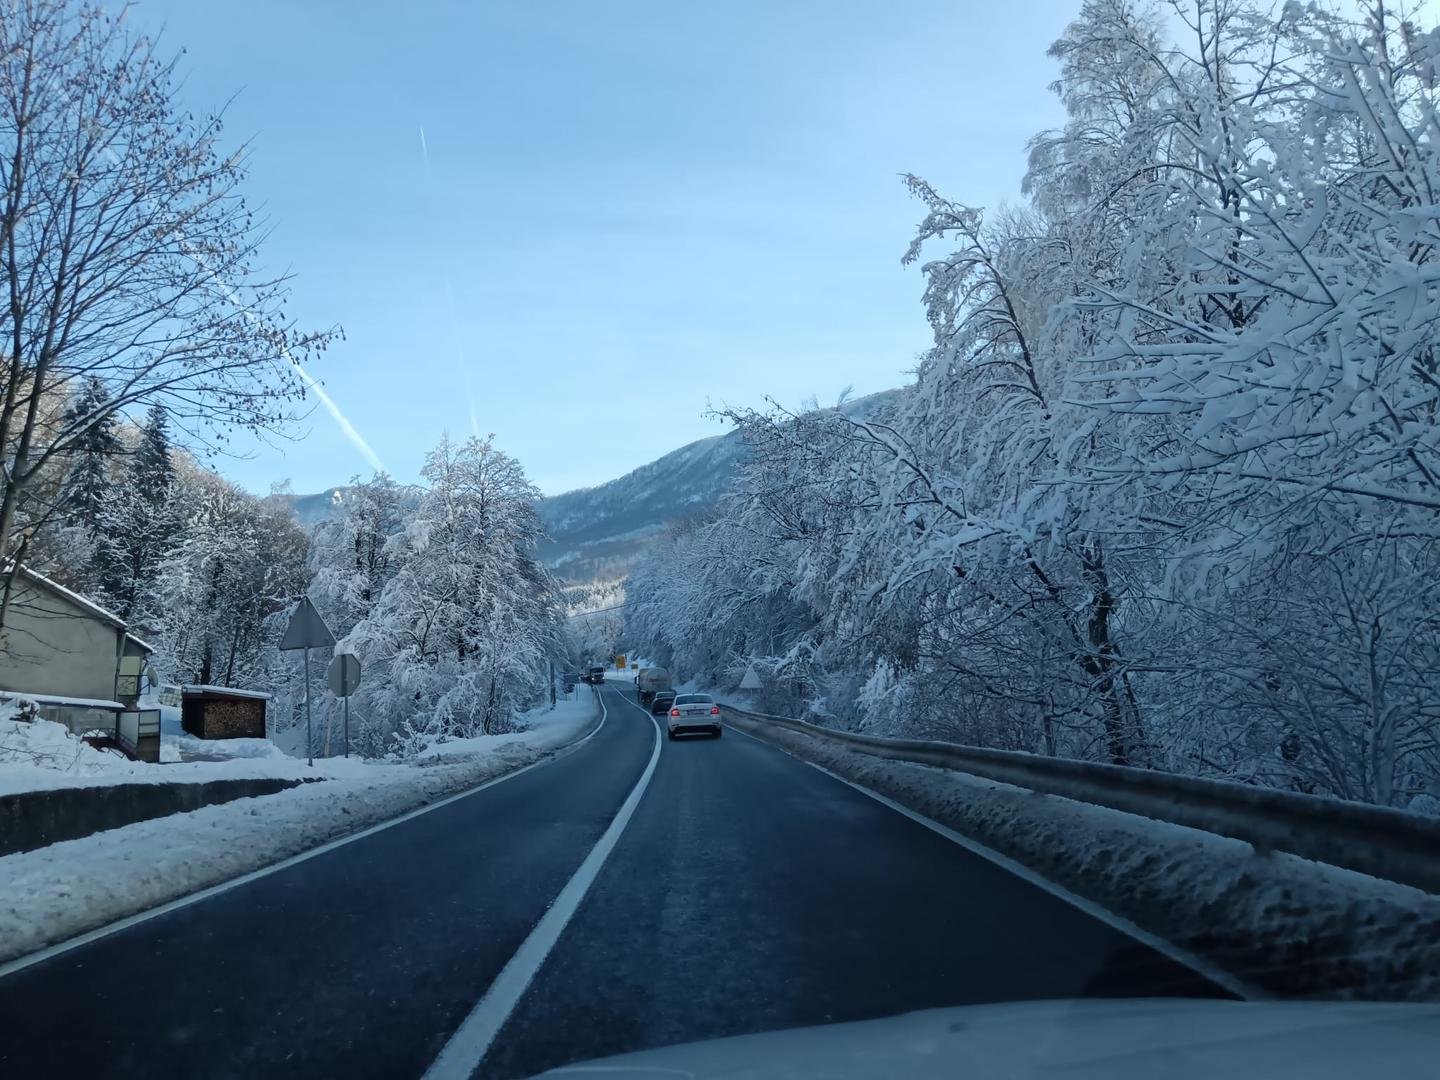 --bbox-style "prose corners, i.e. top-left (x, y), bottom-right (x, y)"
top-left (0, 565), bottom-right (154, 746)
